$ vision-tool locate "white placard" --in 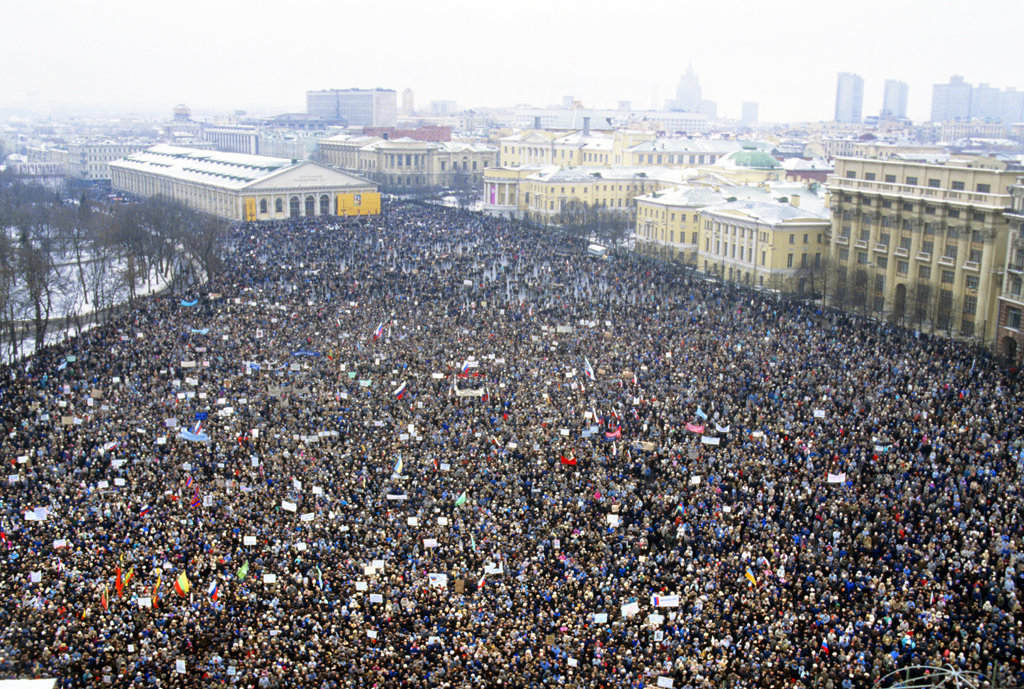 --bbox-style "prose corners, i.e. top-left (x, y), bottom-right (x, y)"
top-left (175, 660), bottom-right (186, 674)
top-left (355, 581), bottom-right (368, 591)
top-left (423, 538), bottom-right (439, 548)
top-left (138, 596), bottom-right (152, 608)
top-left (312, 486), bottom-right (323, 495)
top-left (281, 500), bottom-right (297, 512)
top-left (243, 535), bottom-right (257, 546)
top-left (827, 473), bottom-right (846, 484)
top-left (658, 677), bottom-right (674, 688)
top-left (115, 478), bottom-right (126, 486)
top-left (369, 593), bottom-right (384, 603)
top-left (407, 517), bottom-right (419, 526)
top-left (263, 573), bottom-right (277, 584)
top-left (437, 517), bottom-right (449, 526)
top-left (300, 512), bottom-right (315, 522)
top-left (593, 613), bottom-right (608, 624)
top-left (813, 409), bottom-right (826, 418)
top-left (607, 514), bottom-right (620, 527)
